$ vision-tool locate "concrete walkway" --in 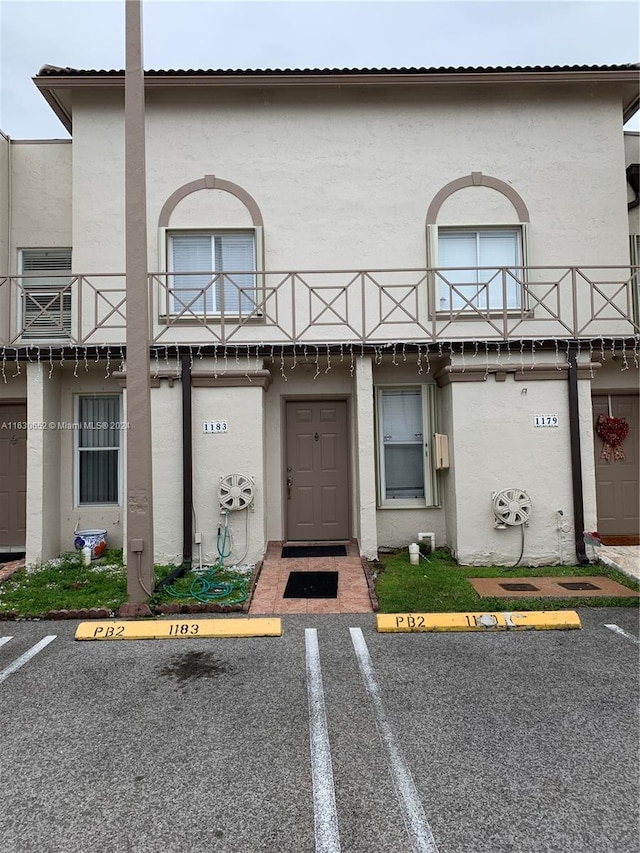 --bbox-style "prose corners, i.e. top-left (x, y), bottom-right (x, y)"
top-left (599, 545), bottom-right (640, 581)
